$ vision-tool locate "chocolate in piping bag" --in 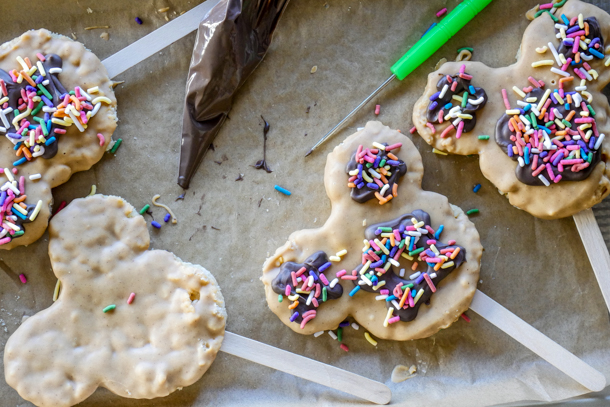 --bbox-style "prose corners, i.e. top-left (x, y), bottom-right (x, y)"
top-left (178, 0), bottom-right (290, 188)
